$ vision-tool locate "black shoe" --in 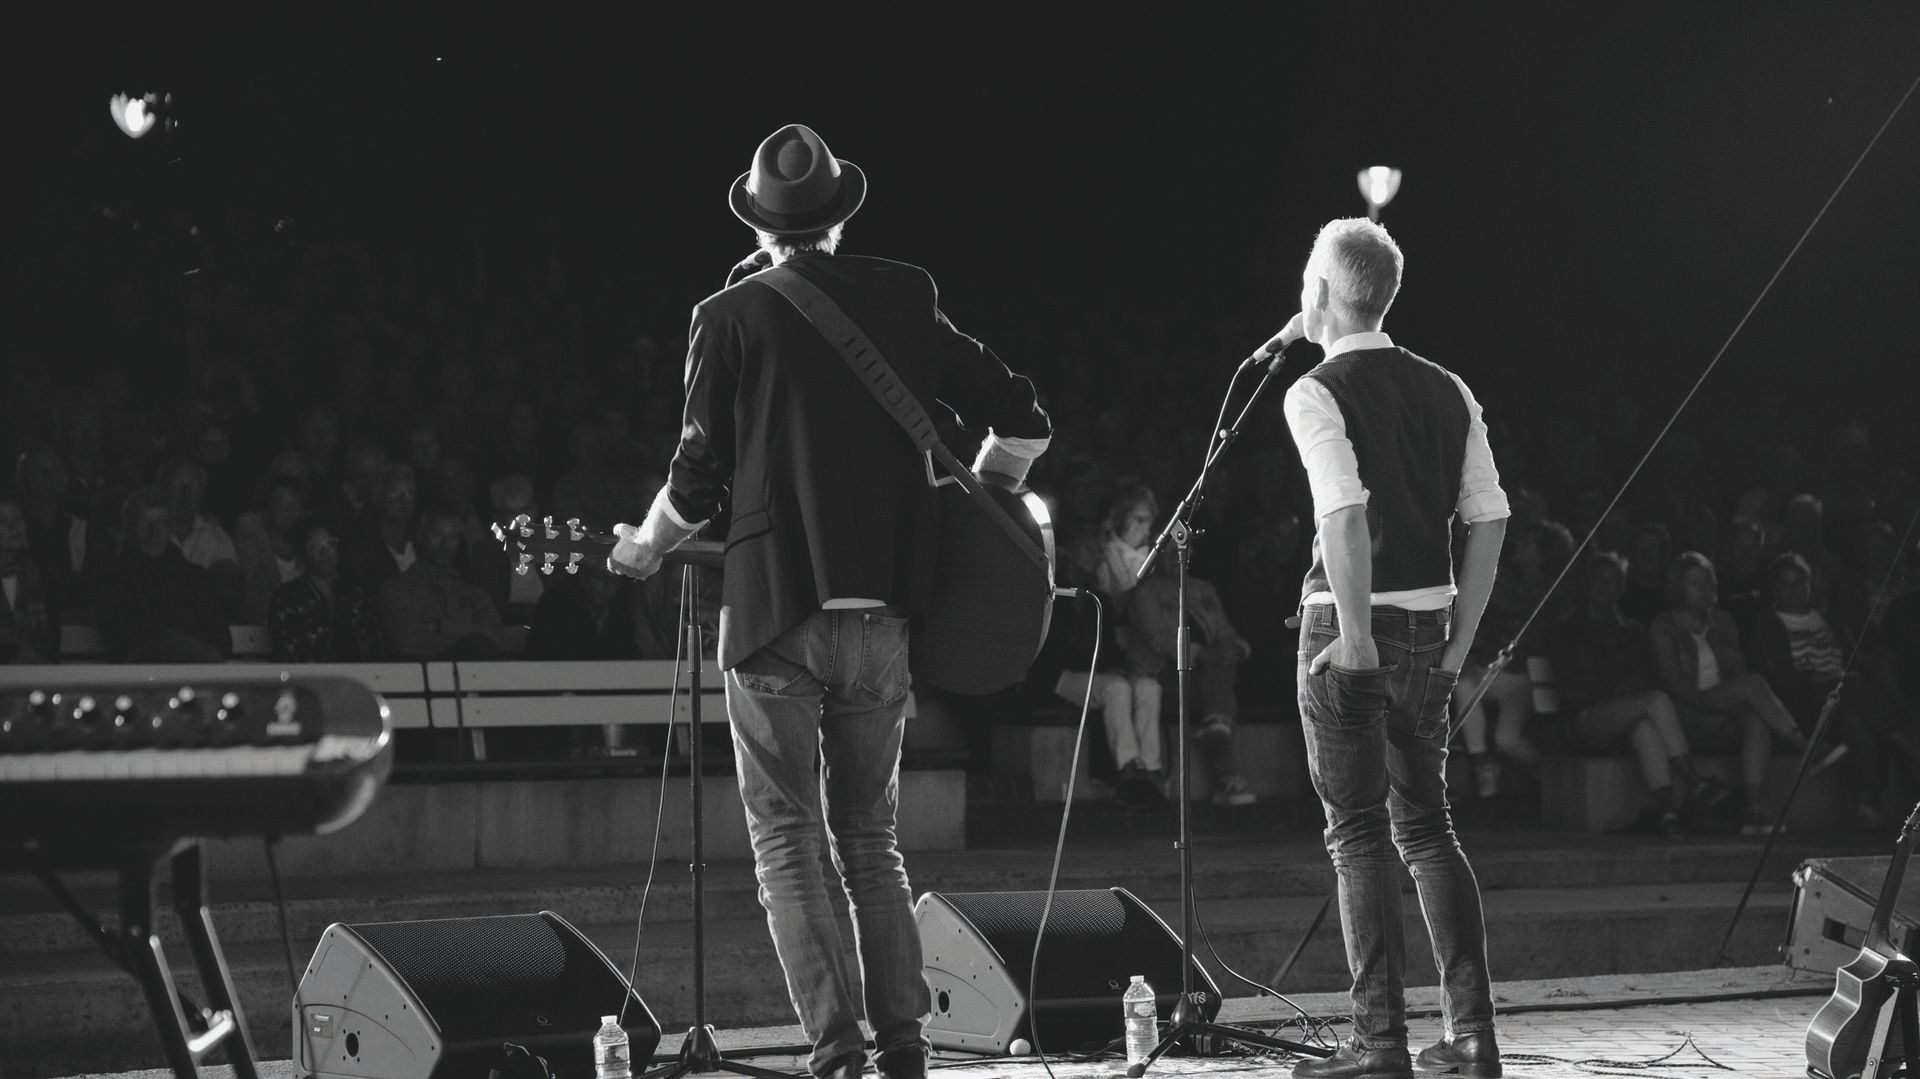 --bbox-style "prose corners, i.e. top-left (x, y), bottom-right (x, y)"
top-left (1117, 772), bottom-right (1169, 810)
top-left (874, 1045), bottom-right (927, 1079)
top-left (1292, 1038), bottom-right (1413, 1079)
top-left (1414, 1030), bottom-right (1502, 1077)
